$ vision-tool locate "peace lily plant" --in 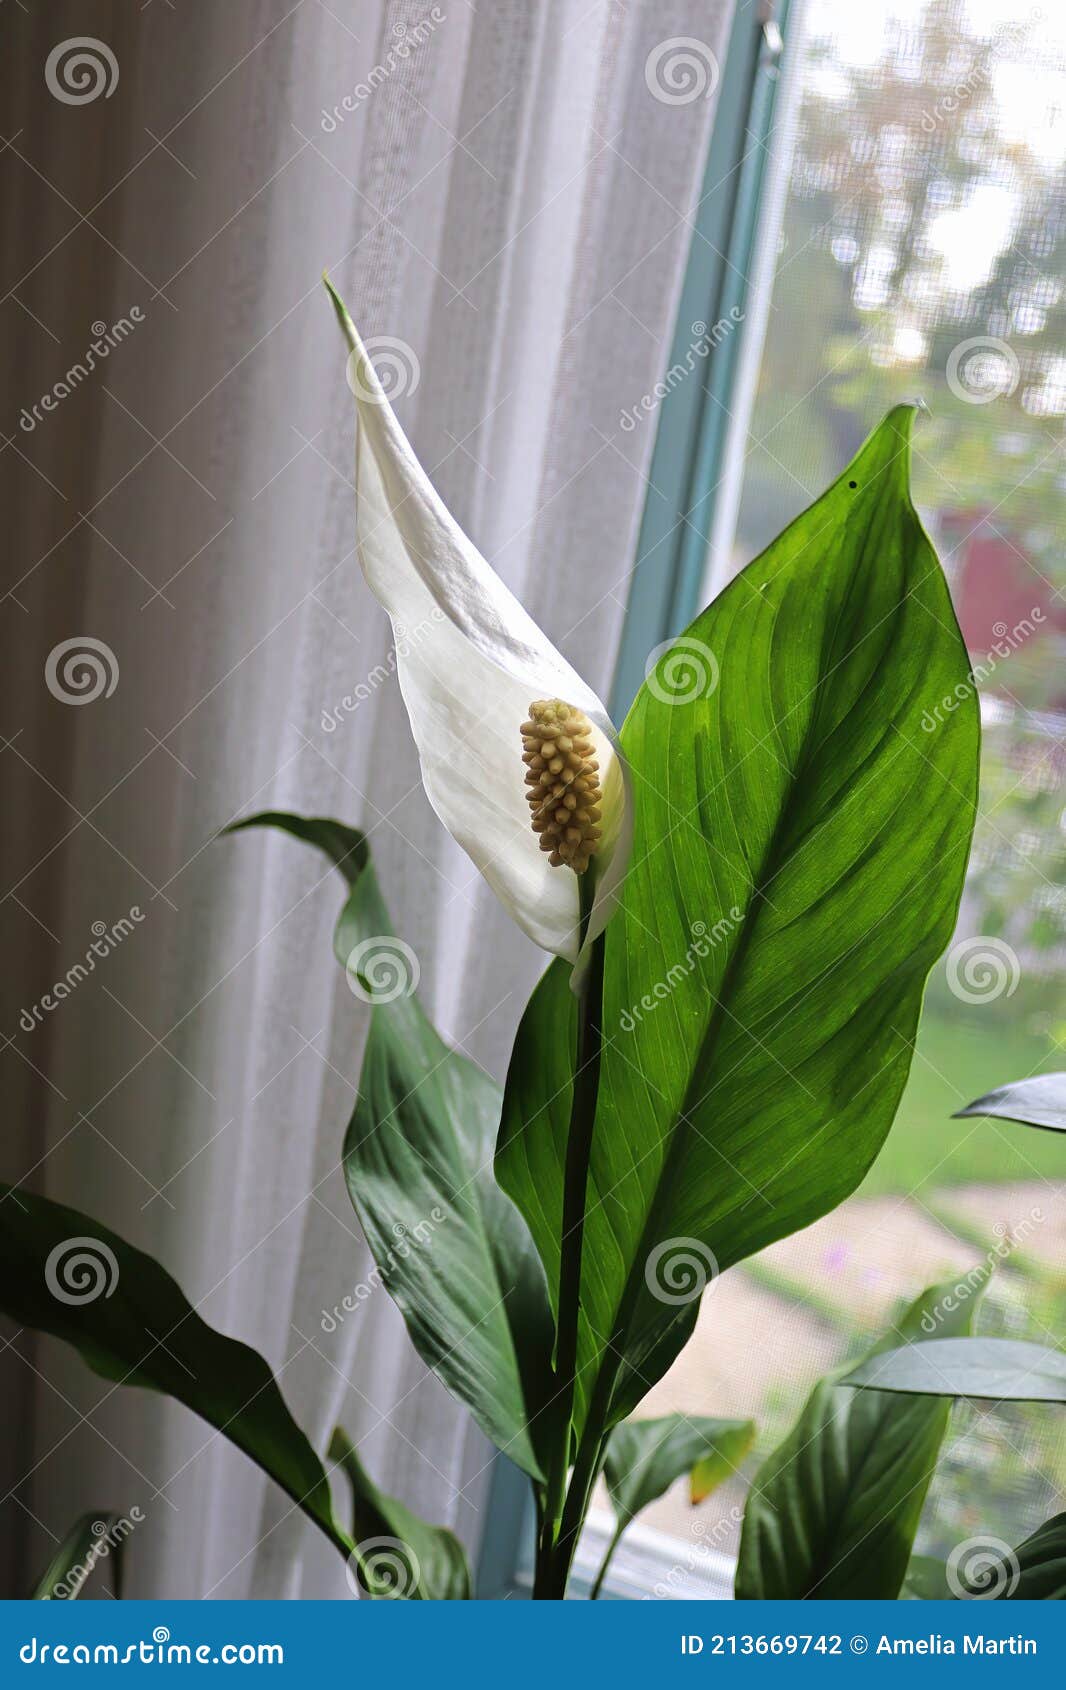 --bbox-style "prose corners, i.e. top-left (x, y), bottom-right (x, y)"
top-left (3, 279), bottom-right (995, 1602)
